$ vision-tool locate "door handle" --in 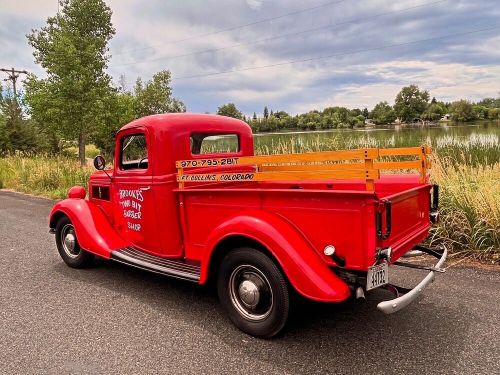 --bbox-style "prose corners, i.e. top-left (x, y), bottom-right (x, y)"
top-left (139, 187), bottom-right (151, 191)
